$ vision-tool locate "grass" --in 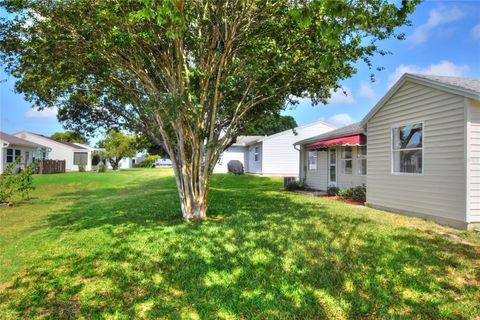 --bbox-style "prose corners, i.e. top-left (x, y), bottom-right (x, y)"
top-left (0, 168), bottom-right (479, 319)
